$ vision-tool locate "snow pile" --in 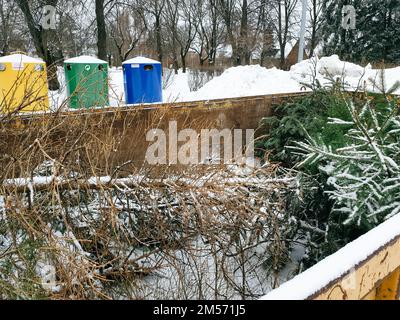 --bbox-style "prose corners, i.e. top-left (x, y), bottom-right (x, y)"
top-left (368, 66), bottom-right (400, 93)
top-left (163, 70), bottom-right (191, 103)
top-left (290, 55), bottom-right (400, 94)
top-left (188, 65), bottom-right (303, 101)
top-left (290, 55), bottom-right (372, 84)
top-left (318, 55), bottom-right (371, 78)
top-left (48, 66), bottom-right (67, 111)
top-left (261, 212), bottom-right (400, 300)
